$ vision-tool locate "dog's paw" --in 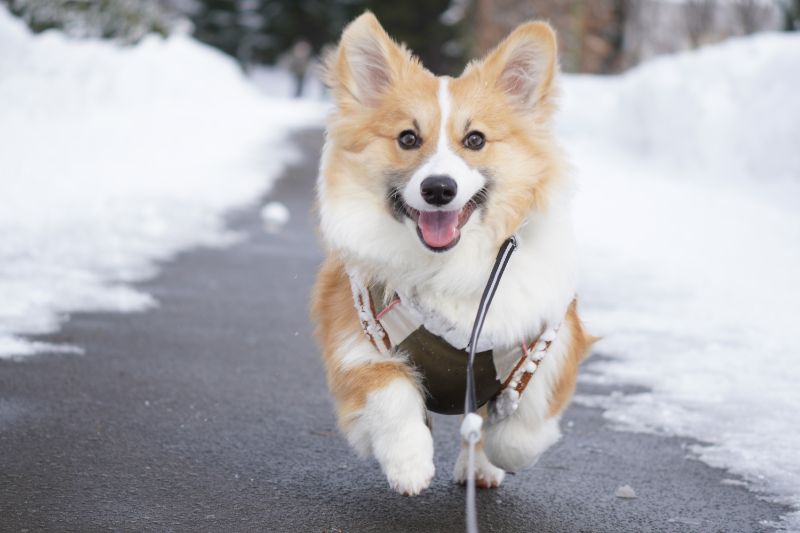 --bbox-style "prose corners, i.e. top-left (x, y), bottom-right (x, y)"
top-left (453, 446), bottom-right (506, 488)
top-left (377, 423), bottom-right (435, 496)
top-left (385, 456), bottom-right (435, 496)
